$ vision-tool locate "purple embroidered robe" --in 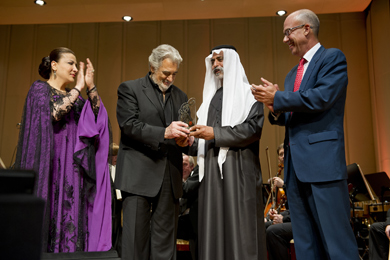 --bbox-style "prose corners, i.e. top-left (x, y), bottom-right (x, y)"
top-left (15, 80), bottom-right (111, 253)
